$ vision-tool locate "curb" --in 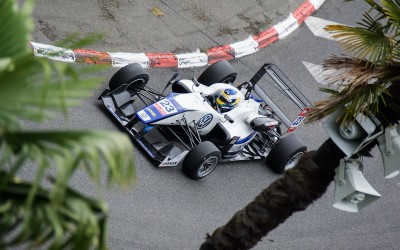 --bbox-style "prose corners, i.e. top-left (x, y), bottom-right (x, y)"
top-left (30, 0), bottom-right (326, 68)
